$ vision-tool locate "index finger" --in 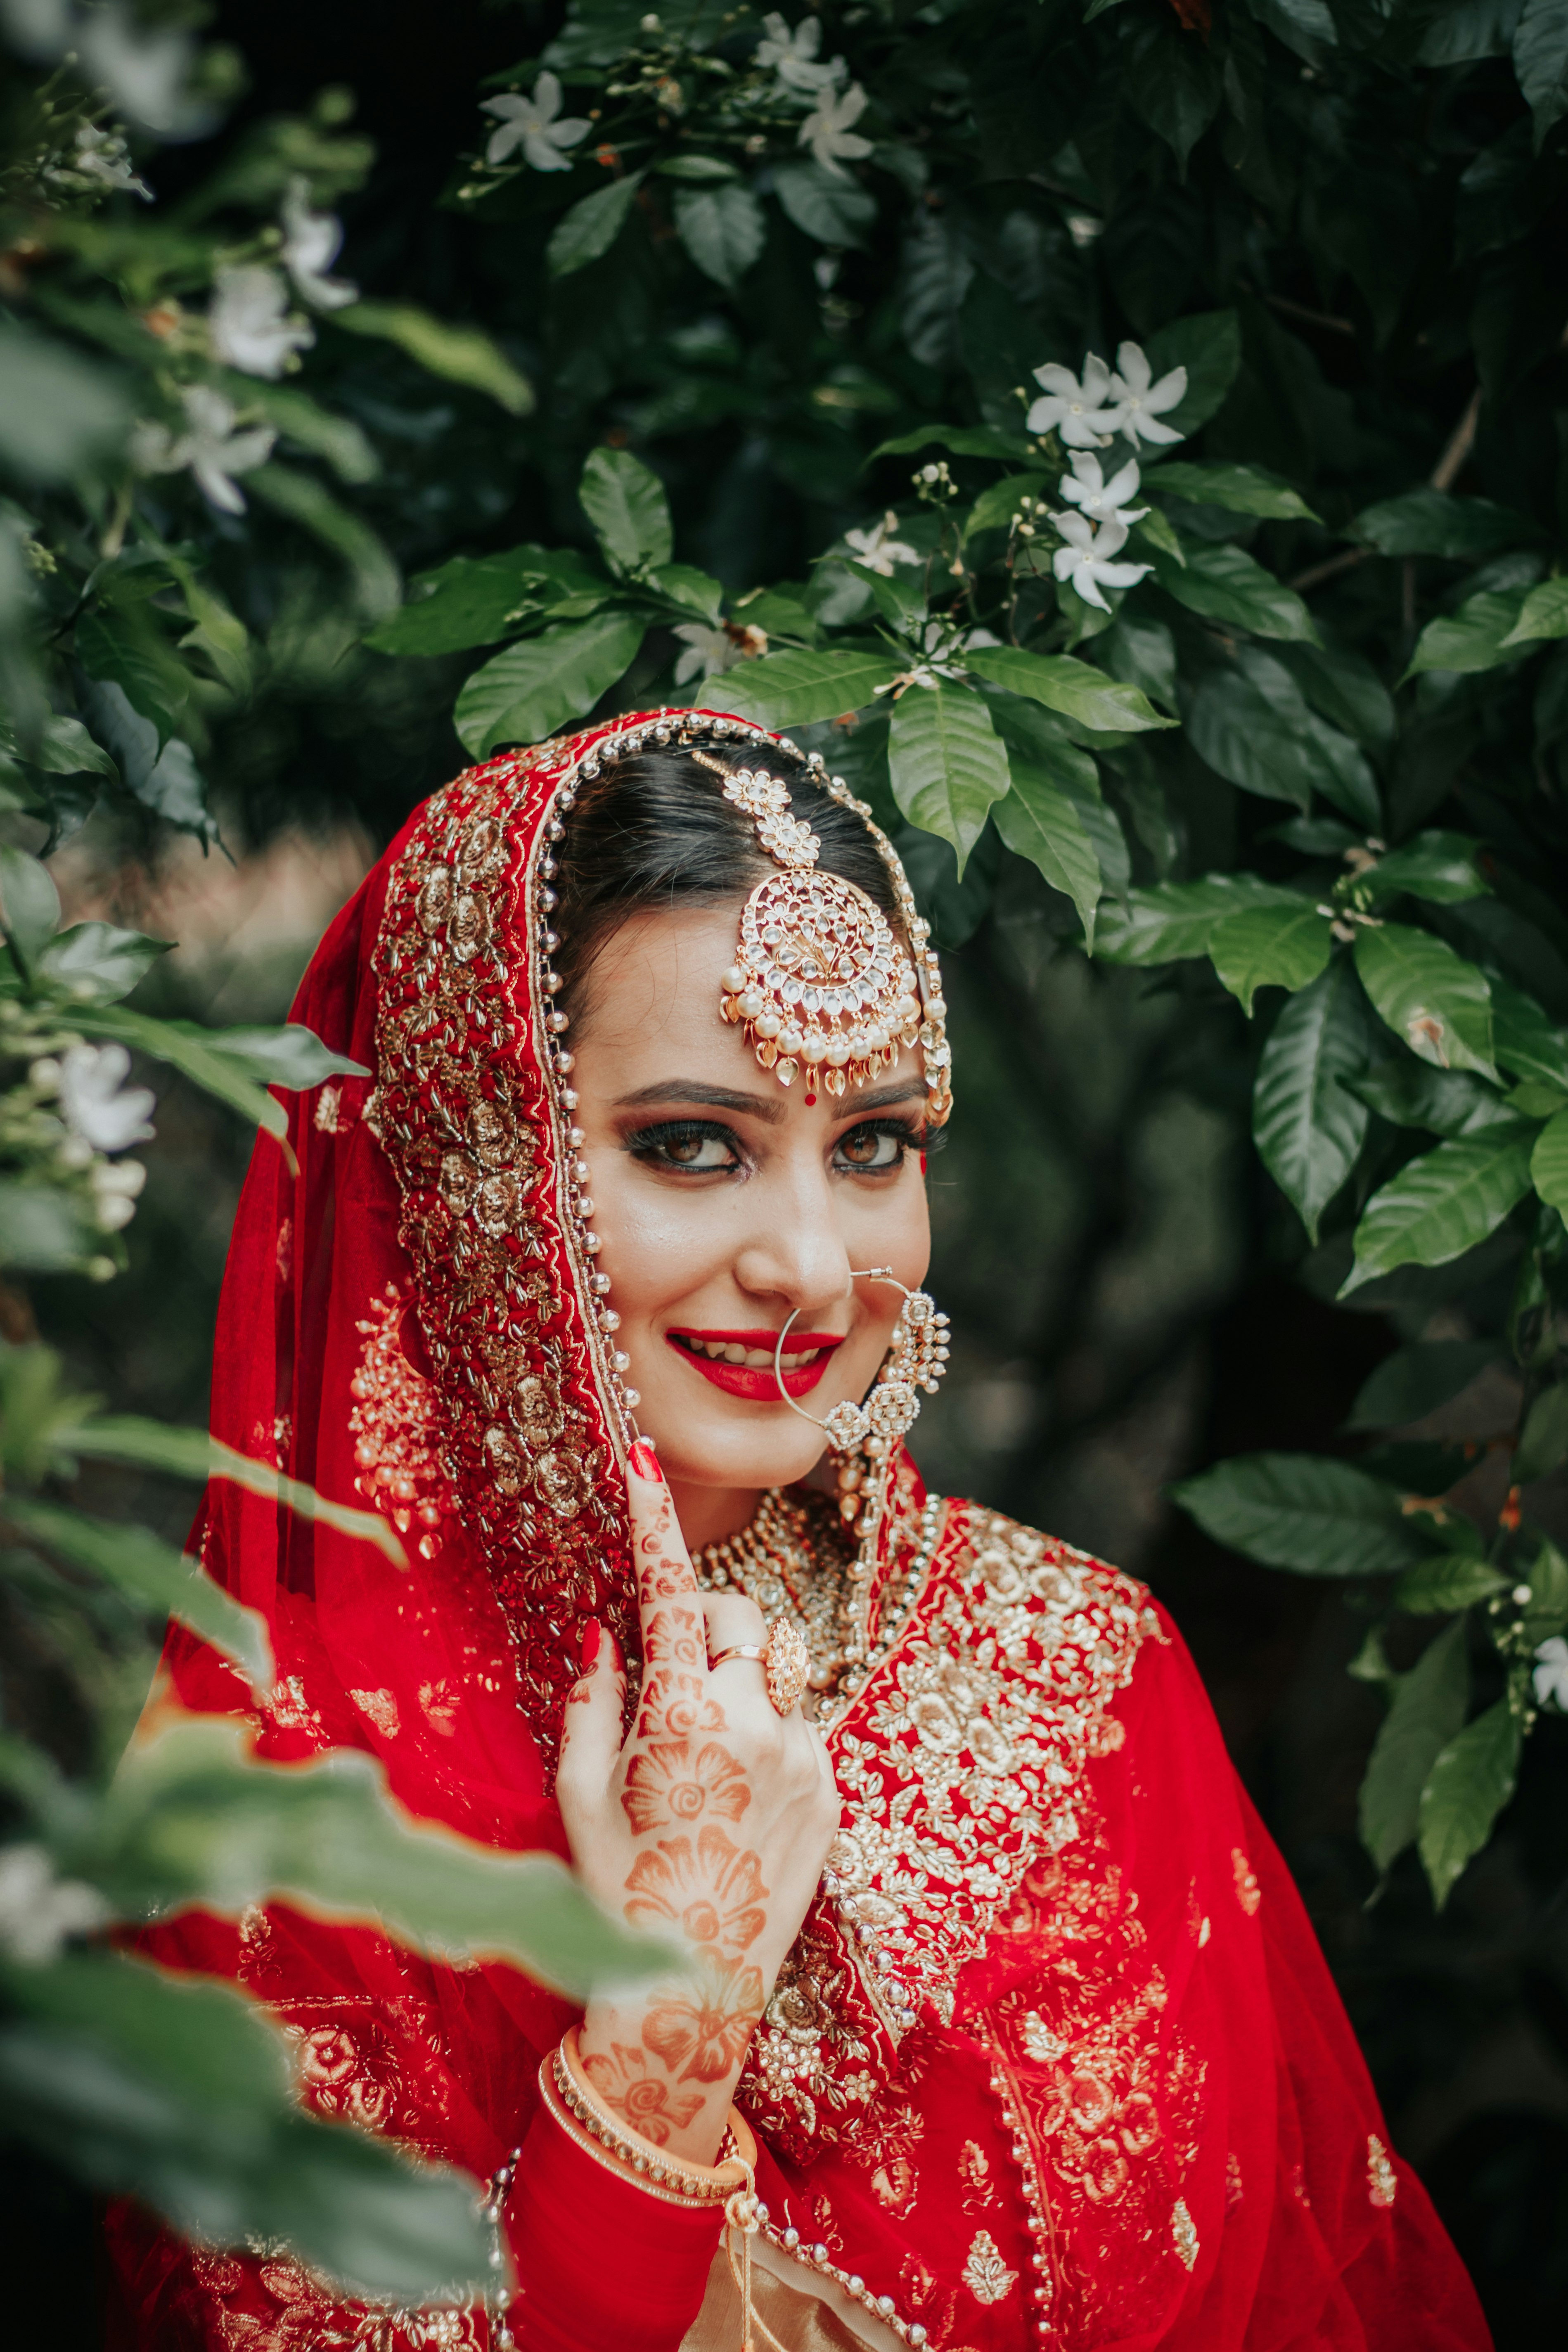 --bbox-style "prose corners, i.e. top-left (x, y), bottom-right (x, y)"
top-left (627, 1441), bottom-right (700, 1679)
